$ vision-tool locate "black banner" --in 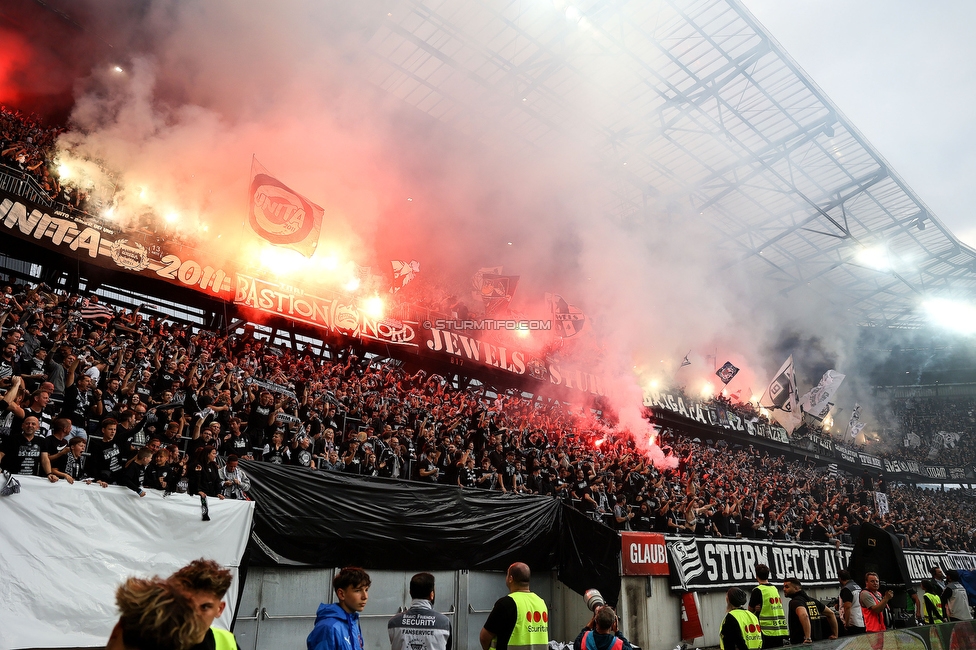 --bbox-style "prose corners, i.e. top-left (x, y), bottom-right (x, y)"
top-left (240, 460), bottom-right (621, 605)
top-left (665, 536), bottom-right (976, 592)
top-left (645, 391), bottom-right (972, 482)
top-left (665, 536), bottom-right (851, 591)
